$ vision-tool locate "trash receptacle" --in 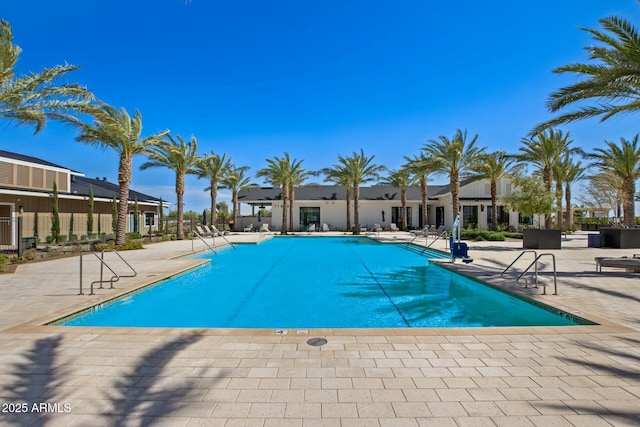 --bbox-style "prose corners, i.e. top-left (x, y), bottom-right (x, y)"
top-left (587, 233), bottom-right (602, 248)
